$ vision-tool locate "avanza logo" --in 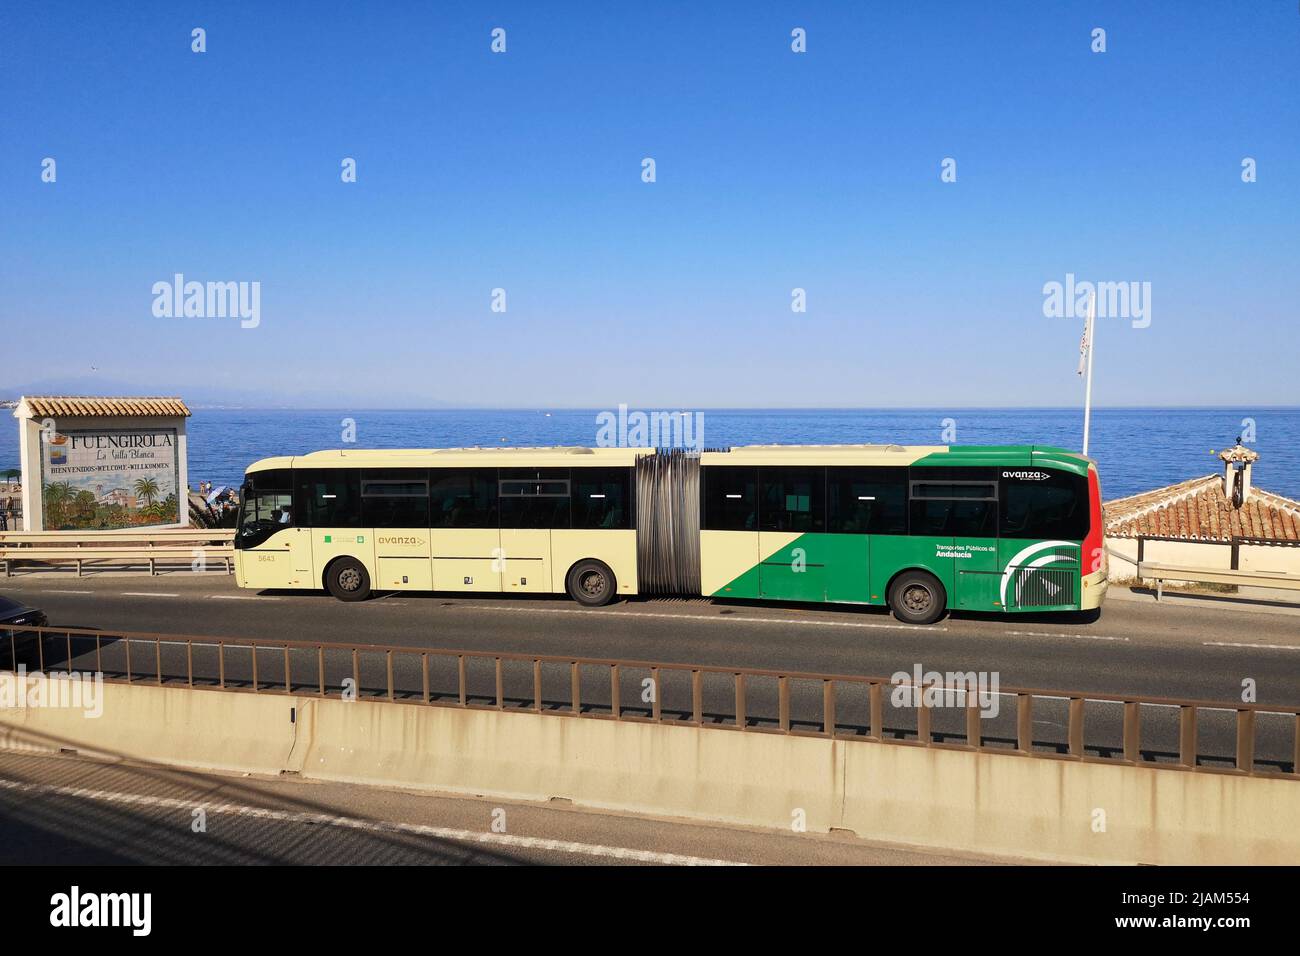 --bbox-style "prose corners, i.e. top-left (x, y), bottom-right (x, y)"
top-left (377, 536), bottom-right (423, 545)
top-left (1002, 470), bottom-right (1050, 480)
